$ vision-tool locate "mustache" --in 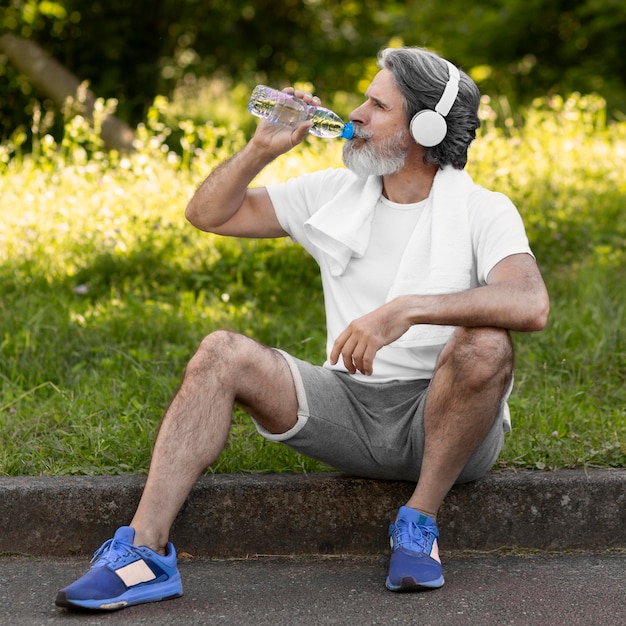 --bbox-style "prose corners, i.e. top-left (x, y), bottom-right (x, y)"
top-left (350, 125), bottom-right (373, 140)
